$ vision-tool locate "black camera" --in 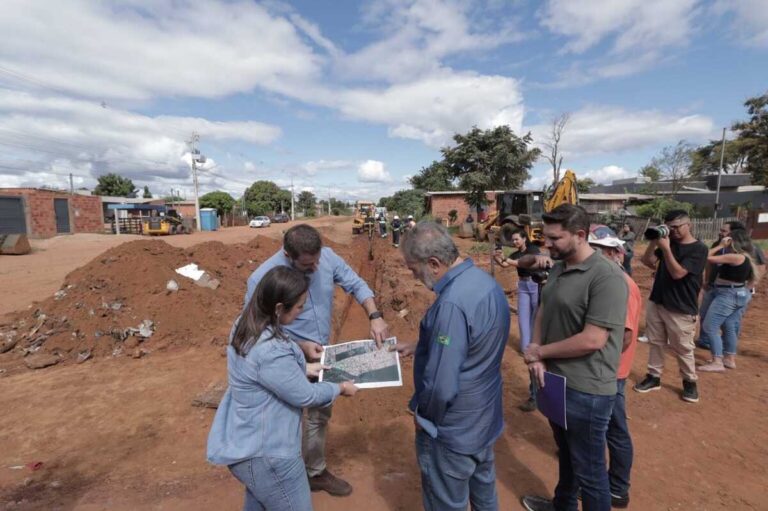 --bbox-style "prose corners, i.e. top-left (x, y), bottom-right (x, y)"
top-left (644, 225), bottom-right (670, 241)
top-left (531, 270), bottom-right (549, 284)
